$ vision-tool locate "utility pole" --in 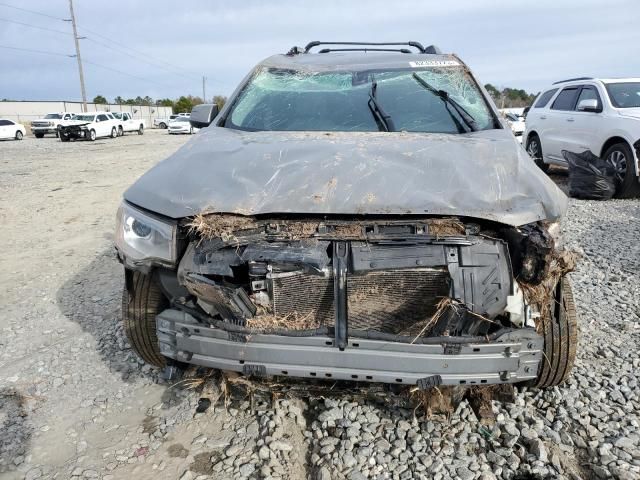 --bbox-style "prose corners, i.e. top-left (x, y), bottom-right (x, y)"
top-left (202, 76), bottom-right (206, 102)
top-left (68, 0), bottom-right (87, 112)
